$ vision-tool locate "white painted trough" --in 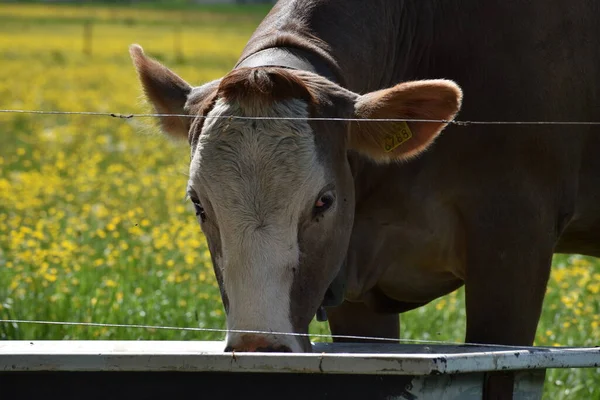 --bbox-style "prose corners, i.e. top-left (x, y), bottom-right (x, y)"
top-left (1, 341), bottom-right (599, 399)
